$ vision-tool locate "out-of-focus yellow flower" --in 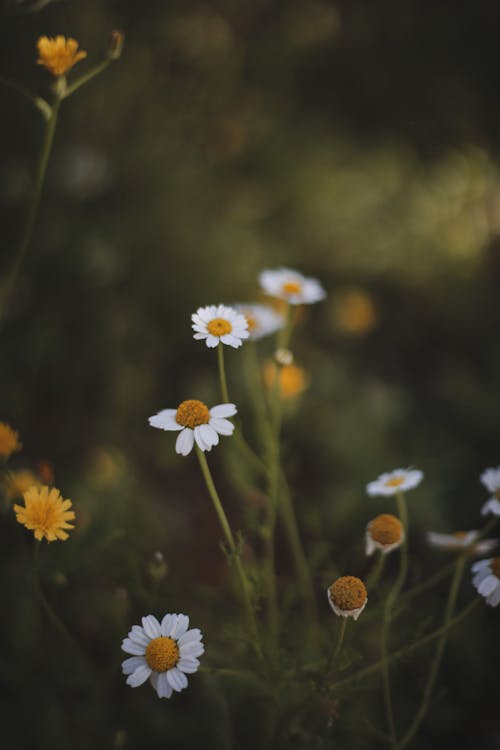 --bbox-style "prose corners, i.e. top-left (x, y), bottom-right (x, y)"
top-left (36, 36), bottom-right (87, 77)
top-left (0, 422), bottom-right (22, 459)
top-left (263, 361), bottom-right (308, 399)
top-left (331, 288), bottom-right (378, 335)
top-left (4, 470), bottom-right (40, 501)
top-left (14, 485), bottom-right (75, 542)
